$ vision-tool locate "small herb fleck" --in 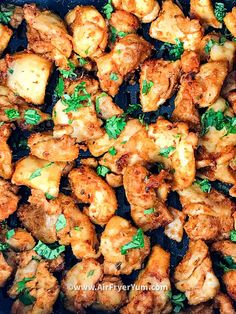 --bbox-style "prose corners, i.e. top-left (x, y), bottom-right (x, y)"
top-left (97, 165), bottom-right (110, 177)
